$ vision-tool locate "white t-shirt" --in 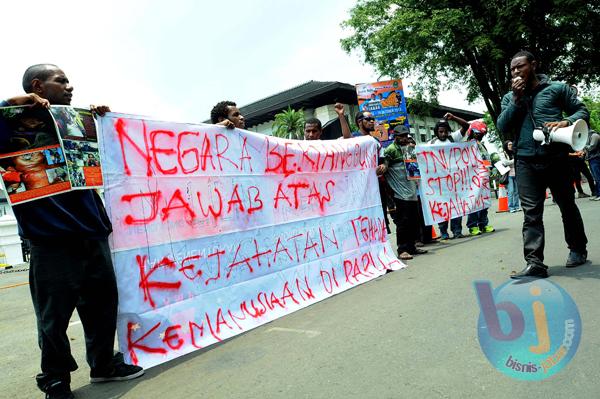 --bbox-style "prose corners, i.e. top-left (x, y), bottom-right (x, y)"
top-left (428, 130), bottom-right (465, 145)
